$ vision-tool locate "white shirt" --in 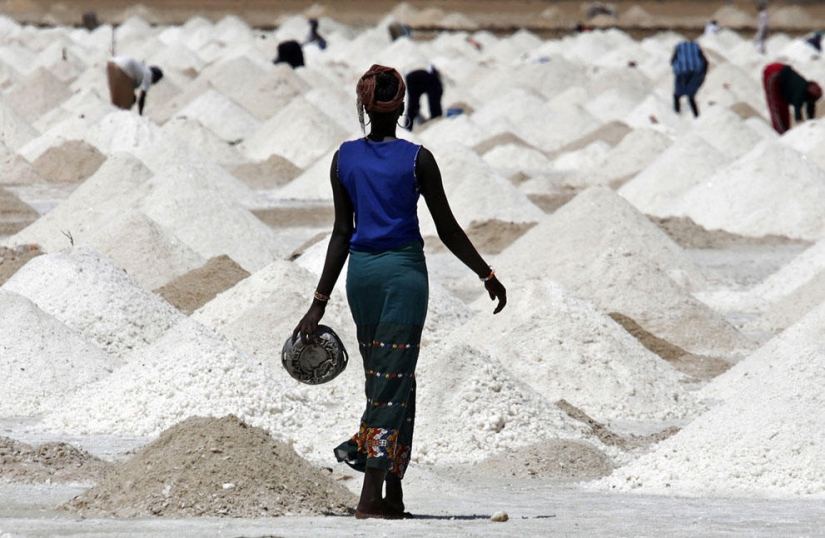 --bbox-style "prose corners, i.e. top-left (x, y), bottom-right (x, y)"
top-left (110, 56), bottom-right (153, 92)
